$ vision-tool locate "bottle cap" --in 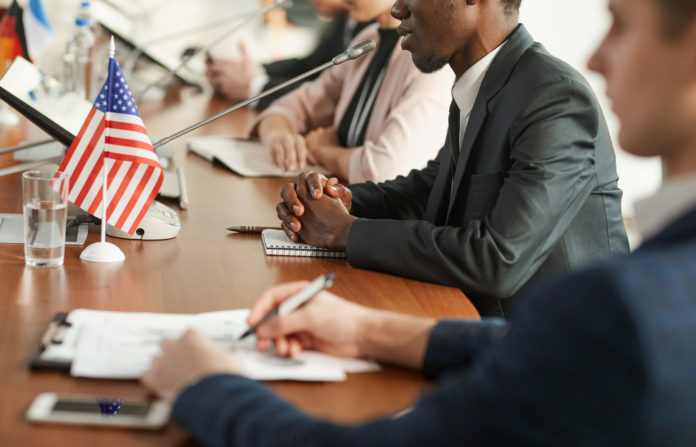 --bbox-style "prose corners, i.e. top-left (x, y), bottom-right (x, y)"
top-left (76, 17), bottom-right (89, 26)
